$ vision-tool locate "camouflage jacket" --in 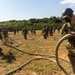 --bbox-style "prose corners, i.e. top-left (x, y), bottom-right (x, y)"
top-left (61, 23), bottom-right (71, 36)
top-left (61, 23), bottom-right (75, 47)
